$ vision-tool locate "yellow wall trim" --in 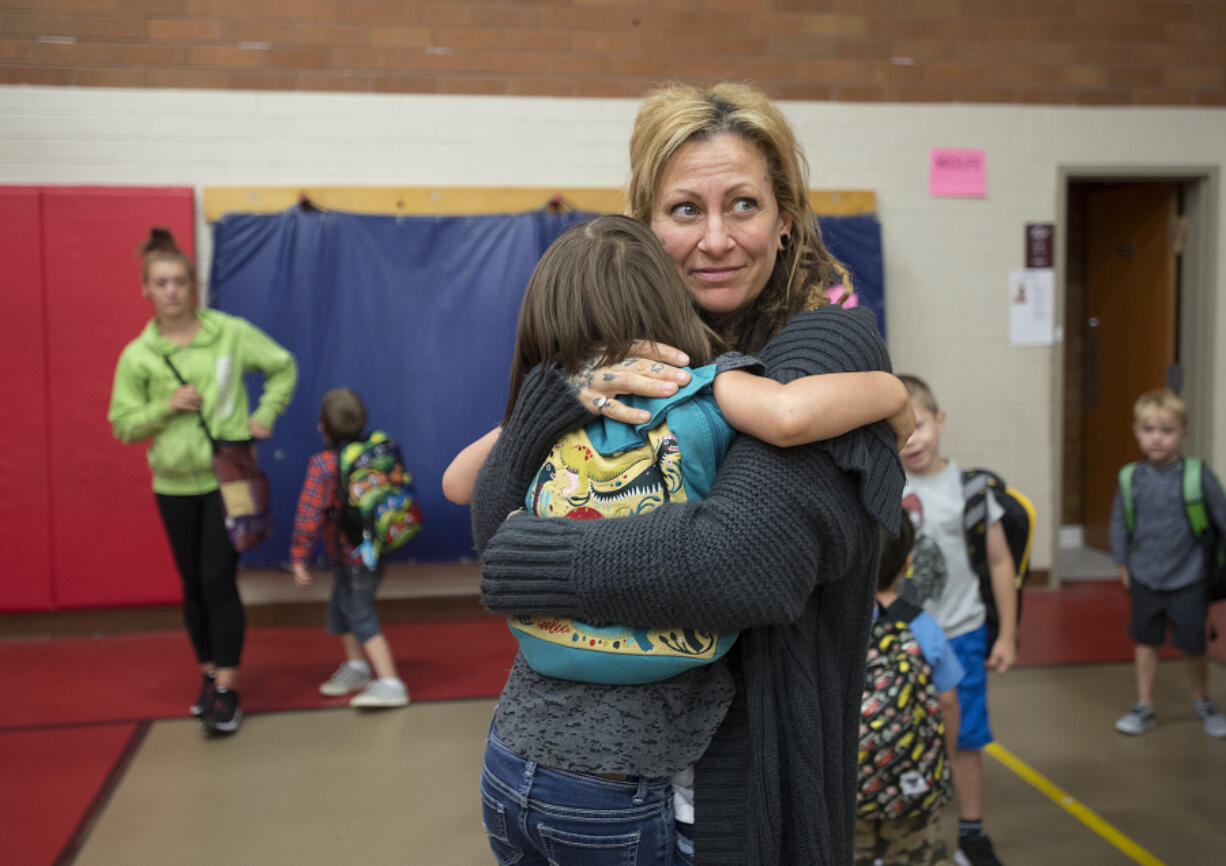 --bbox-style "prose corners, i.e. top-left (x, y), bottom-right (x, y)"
top-left (202, 187), bottom-right (876, 222)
